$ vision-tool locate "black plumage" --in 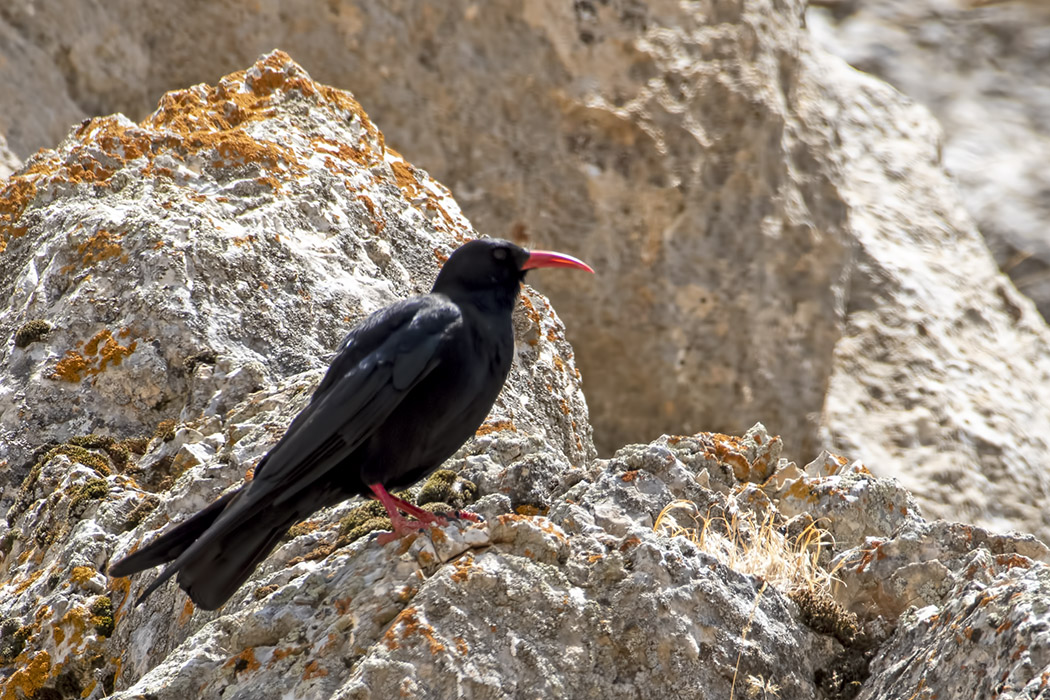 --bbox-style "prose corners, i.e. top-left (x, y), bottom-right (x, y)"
top-left (108, 238), bottom-right (592, 609)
